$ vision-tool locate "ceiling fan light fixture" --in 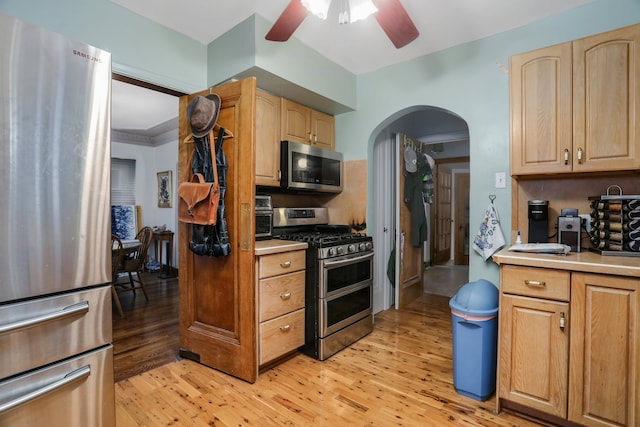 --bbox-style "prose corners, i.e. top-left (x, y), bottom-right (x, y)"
top-left (348, 0), bottom-right (377, 23)
top-left (301, 0), bottom-right (331, 20)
